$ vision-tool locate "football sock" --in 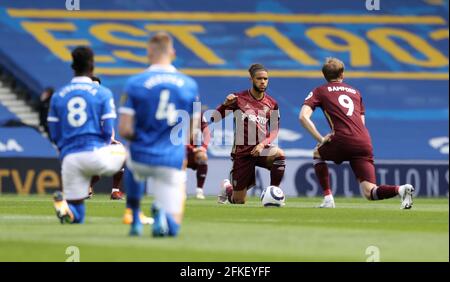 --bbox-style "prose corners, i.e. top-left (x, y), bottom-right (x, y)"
top-left (370, 185), bottom-right (399, 200)
top-left (166, 213), bottom-right (180, 237)
top-left (124, 168), bottom-right (145, 200)
top-left (313, 159), bottom-right (332, 196)
top-left (90, 175), bottom-right (100, 187)
top-left (112, 169), bottom-right (124, 191)
top-left (127, 198), bottom-right (140, 225)
top-left (68, 202), bottom-right (85, 224)
top-left (196, 162), bottom-right (208, 189)
top-left (270, 155), bottom-right (286, 186)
